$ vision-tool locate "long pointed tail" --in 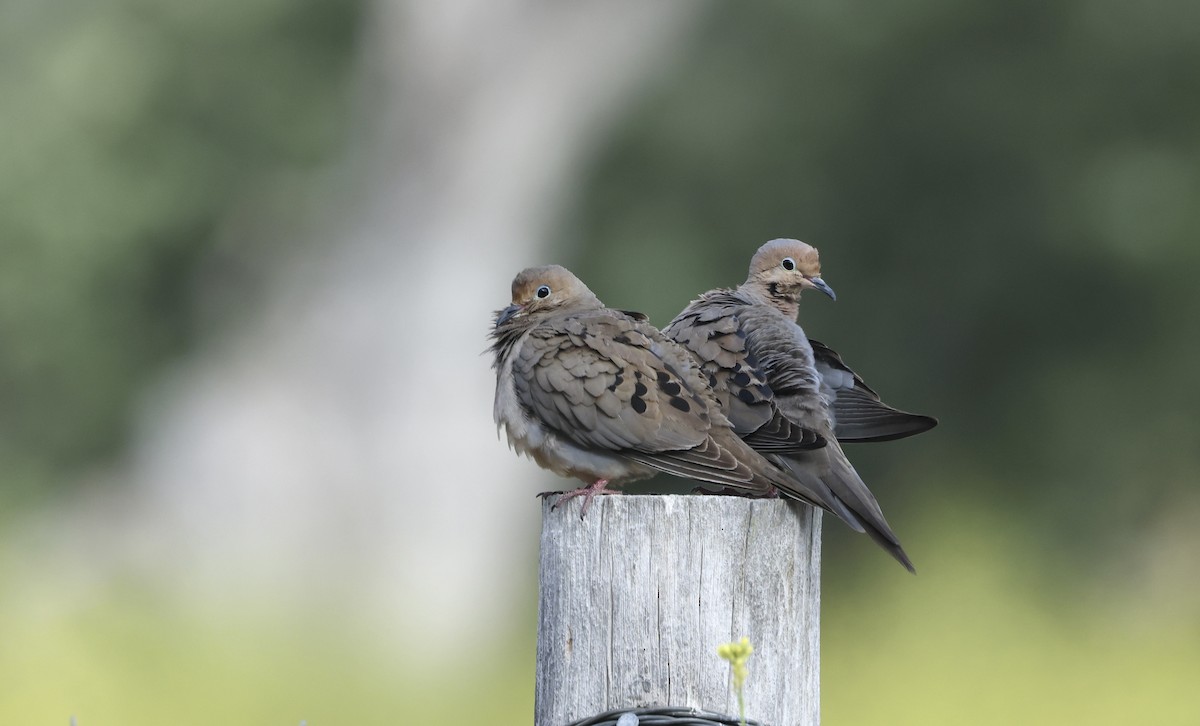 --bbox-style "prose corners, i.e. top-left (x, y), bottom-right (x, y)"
top-left (778, 441), bottom-right (916, 573)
